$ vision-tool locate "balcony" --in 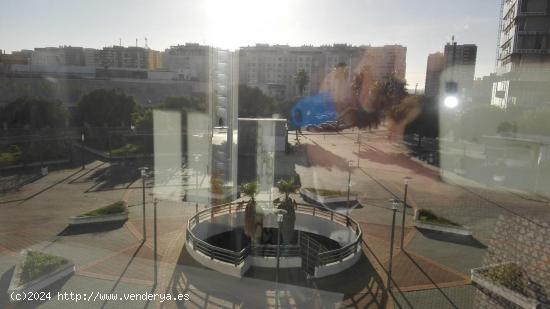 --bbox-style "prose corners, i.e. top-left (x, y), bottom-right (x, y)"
top-left (516, 11), bottom-right (548, 17)
top-left (514, 48), bottom-right (550, 54)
